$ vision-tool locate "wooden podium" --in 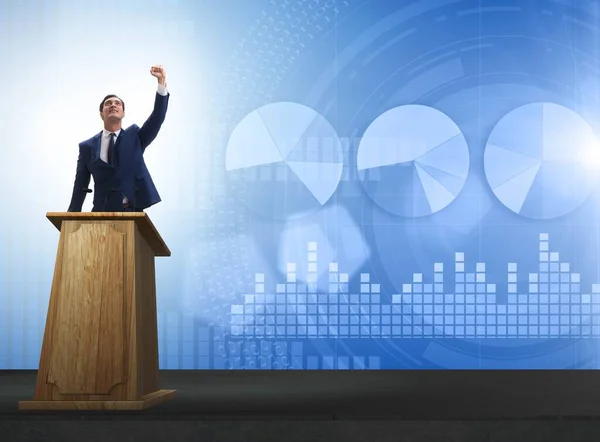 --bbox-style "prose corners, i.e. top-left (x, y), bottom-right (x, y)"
top-left (19, 212), bottom-right (176, 410)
